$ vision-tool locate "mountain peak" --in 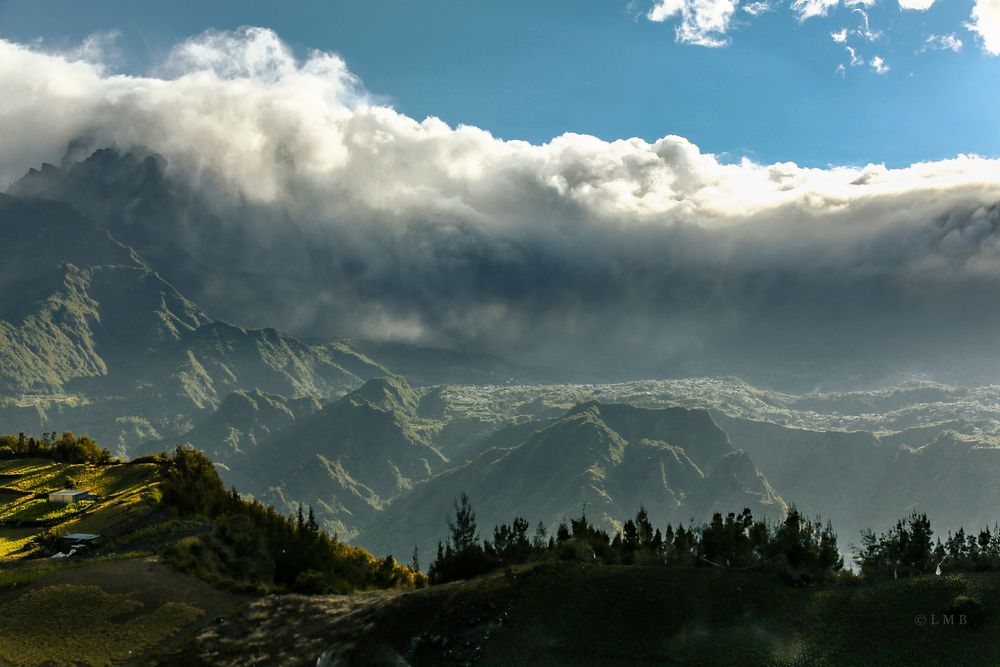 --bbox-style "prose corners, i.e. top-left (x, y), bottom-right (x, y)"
top-left (342, 375), bottom-right (417, 414)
